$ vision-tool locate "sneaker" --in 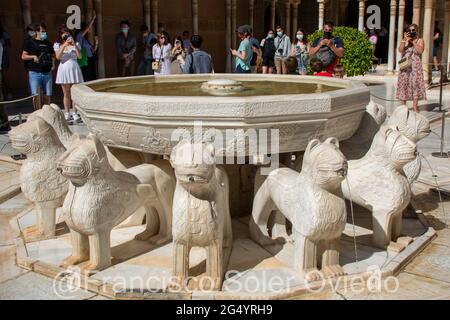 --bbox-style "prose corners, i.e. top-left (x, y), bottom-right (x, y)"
top-left (72, 113), bottom-right (81, 123)
top-left (64, 112), bottom-right (72, 122)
